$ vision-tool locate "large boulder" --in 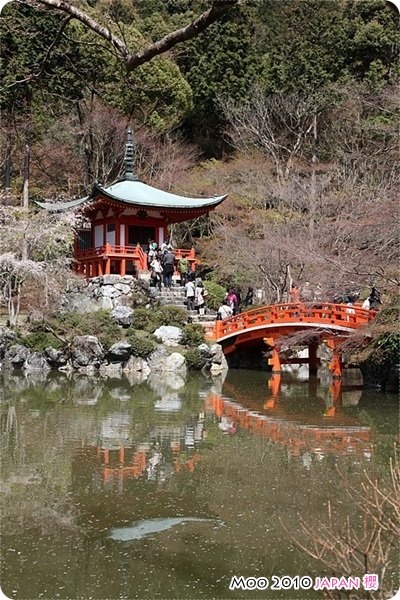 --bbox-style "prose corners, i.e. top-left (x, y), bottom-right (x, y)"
top-left (23, 352), bottom-right (51, 373)
top-left (153, 326), bottom-right (183, 346)
top-left (147, 346), bottom-right (186, 373)
top-left (44, 347), bottom-right (68, 368)
top-left (70, 335), bottom-right (104, 369)
top-left (61, 291), bottom-right (100, 314)
top-left (209, 343), bottom-right (228, 373)
top-left (107, 341), bottom-right (132, 363)
top-left (111, 306), bottom-right (133, 327)
top-left (123, 356), bottom-right (151, 376)
top-left (4, 344), bottom-right (30, 368)
top-left (0, 328), bottom-right (16, 359)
